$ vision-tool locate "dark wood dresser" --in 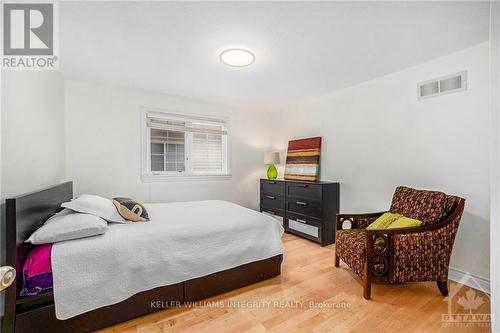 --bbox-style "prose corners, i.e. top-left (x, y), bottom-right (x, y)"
top-left (259, 178), bottom-right (340, 246)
